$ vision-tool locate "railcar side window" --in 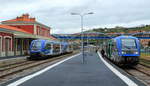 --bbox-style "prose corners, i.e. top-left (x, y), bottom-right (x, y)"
top-left (45, 43), bottom-right (51, 49)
